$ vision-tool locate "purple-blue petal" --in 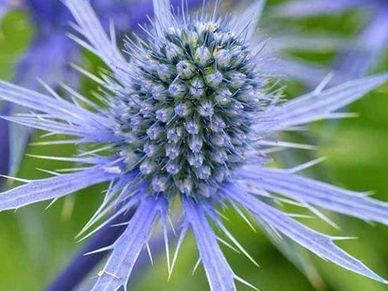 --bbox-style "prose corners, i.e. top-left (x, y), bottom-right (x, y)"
top-left (183, 197), bottom-right (236, 291)
top-left (0, 80), bottom-right (117, 142)
top-left (242, 167), bottom-right (388, 225)
top-left (91, 195), bottom-right (166, 291)
top-left (257, 74), bottom-right (388, 132)
top-left (225, 187), bottom-right (387, 283)
top-left (0, 166), bottom-right (117, 211)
